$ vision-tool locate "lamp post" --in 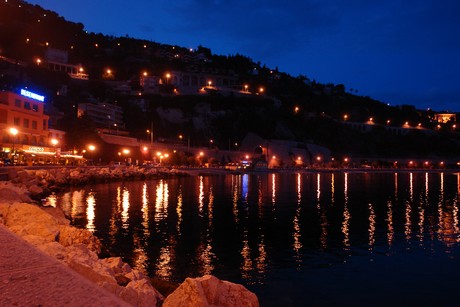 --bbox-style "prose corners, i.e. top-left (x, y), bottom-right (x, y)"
top-left (51, 138), bottom-right (58, 164)
top-left (179, 134), bottom-right (190, 152)
top-left (88, 144), bottom-right (96, 165)
top-left (9, 127), bottom-right (18, 164)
